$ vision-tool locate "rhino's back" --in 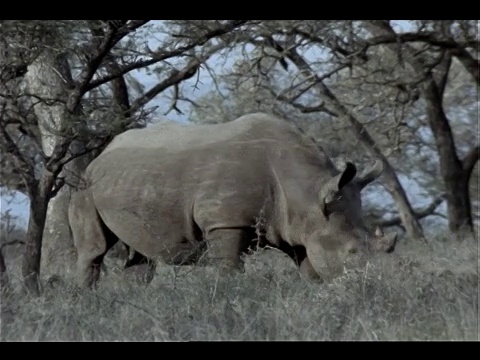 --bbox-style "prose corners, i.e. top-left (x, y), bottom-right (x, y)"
top-left (102, 112), bottom-right (300, 155)
top-left (87, 112), bottom-right (330, 211)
